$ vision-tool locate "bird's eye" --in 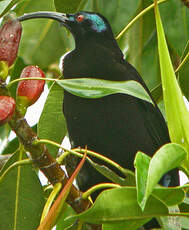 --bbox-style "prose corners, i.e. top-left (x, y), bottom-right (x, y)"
top-left (76, 15), bottom-right (84, 22)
